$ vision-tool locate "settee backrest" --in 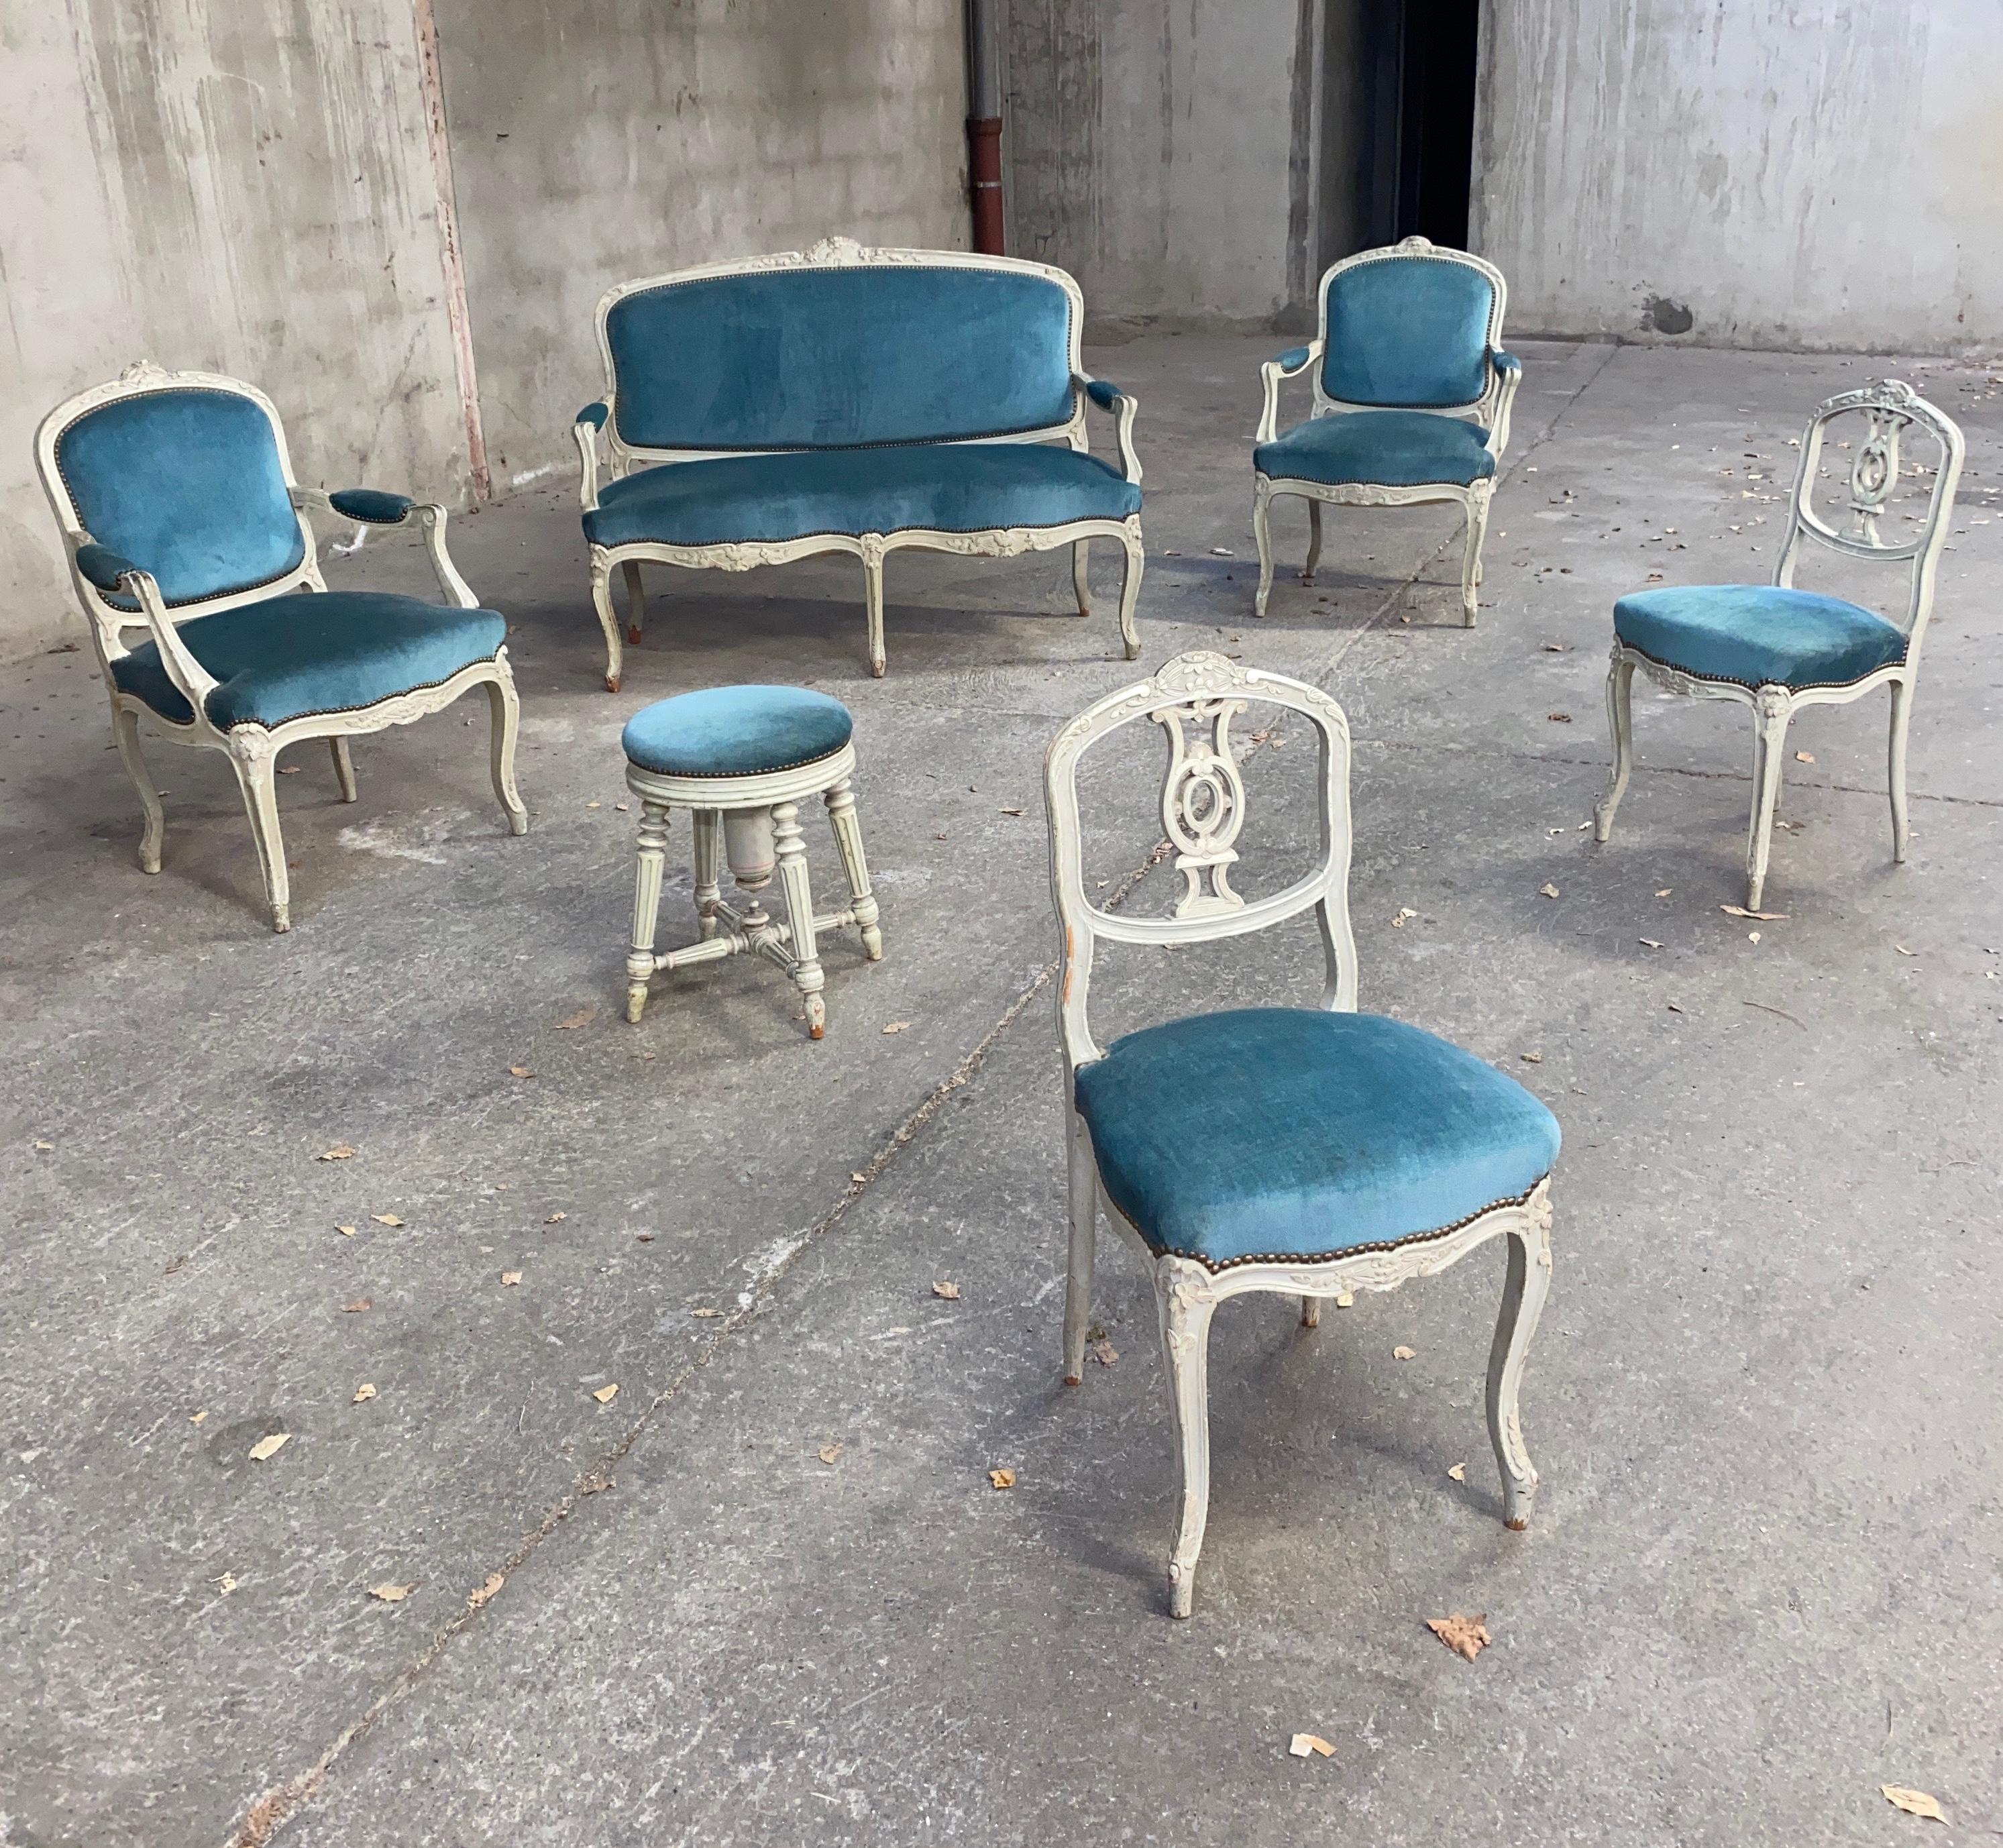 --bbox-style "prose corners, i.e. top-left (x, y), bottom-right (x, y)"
top-left (599, 245), bottom-right (1082, 453)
